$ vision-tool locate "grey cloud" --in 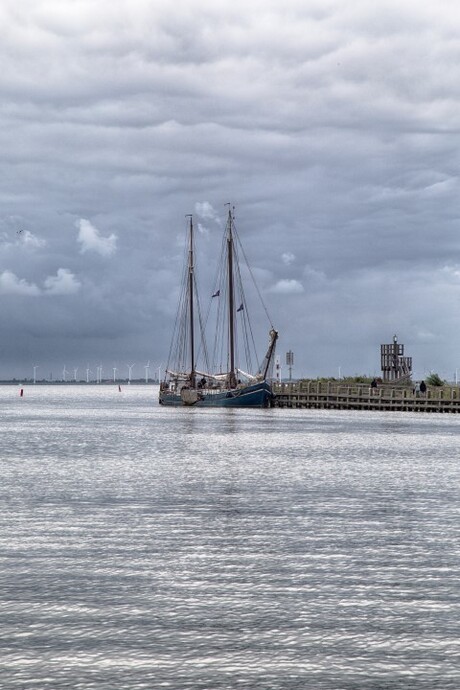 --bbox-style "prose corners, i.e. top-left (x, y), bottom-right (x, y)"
top-left (282, 252), bottom-right (295, 266)
top-left (77, 219), bottom-right (117, 256)
top-left (20, 230), bottom-right (47, 248)
top-left (269, 279), bottom-right (304, 295)
top-left (43, 268), bottom-right (81, 295)
top-left (0, 268), bottom-right (80, 296)
top-left (0, 271), bottom-right (41, 296)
